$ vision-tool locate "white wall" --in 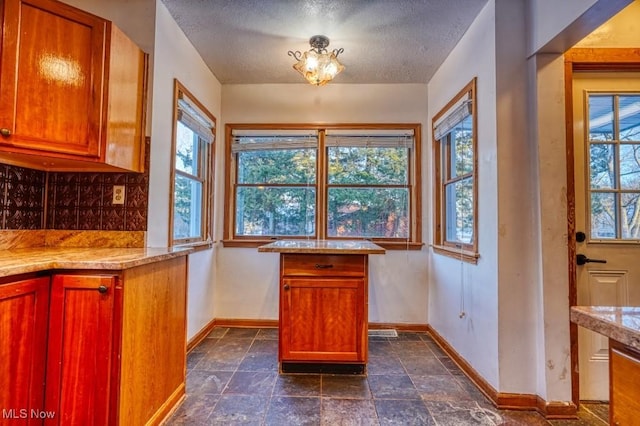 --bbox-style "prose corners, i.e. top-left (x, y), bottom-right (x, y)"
top-left (148, 2), bottom-right (222, 339)
top-left (575, 0), bottom-right (640, 47)
top-left (427, 0), bottom-right (500, 389)
top-left (219, 84), bottom-right (429, 324)
top-left (526, 0), bottom-right (632, 54)
top-left (495, 0), bottom-right (540, 394)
